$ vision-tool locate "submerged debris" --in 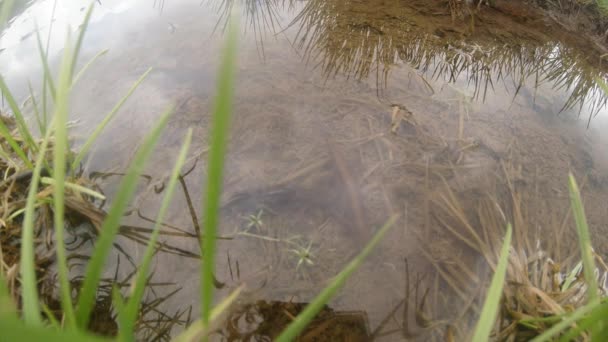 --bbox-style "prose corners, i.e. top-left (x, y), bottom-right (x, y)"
top-left (215, 299), bottom-right (370, 341)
